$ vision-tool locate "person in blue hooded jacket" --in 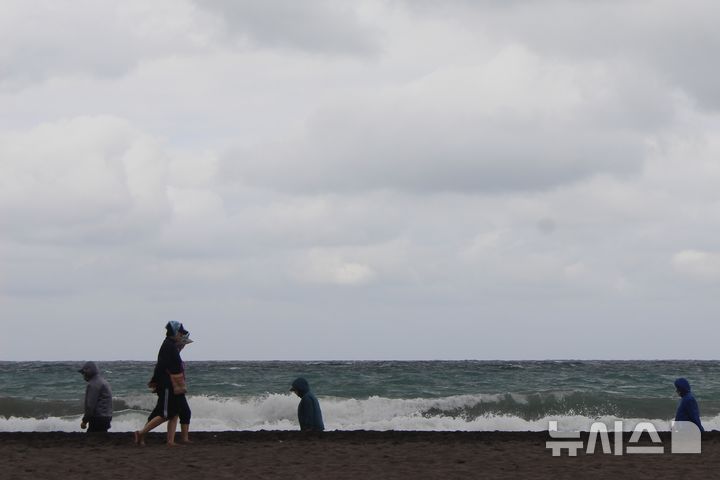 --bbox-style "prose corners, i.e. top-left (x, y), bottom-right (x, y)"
top-left (290, 377), bottom-right (324, 432)
top-left (674, 377), bottom-right (704, 432)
